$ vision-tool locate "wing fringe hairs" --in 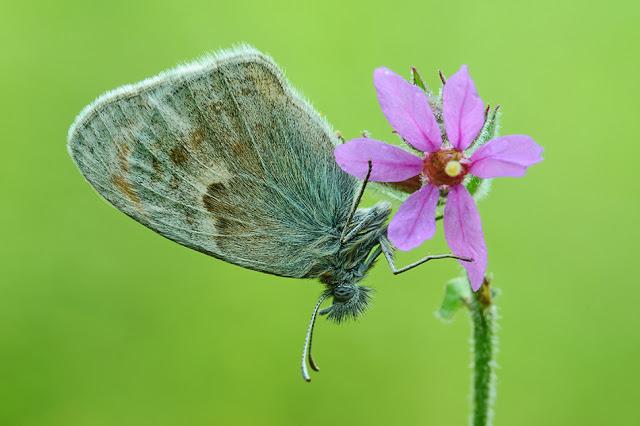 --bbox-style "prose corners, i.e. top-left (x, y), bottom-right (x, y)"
top-left (68, 45), bottom-right (337, 151)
